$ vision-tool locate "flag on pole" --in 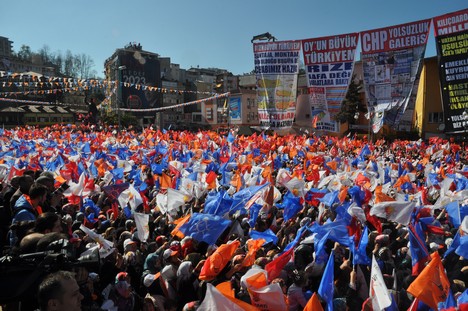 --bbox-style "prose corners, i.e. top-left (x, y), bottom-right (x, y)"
top-left (318, 250), bottom-right (334, 311)
top-left (370, 254), bottom-right (392, 310)
top-left (369, 200), bottom-right (415, 225)
top-left (199, 240), bottom-right (240, 281)
top-left (199, 283), bottom-right (256, 311)
top-left (407, 251), bottom-right (450, 310)
top-left (303, 292), bottom-right (324, 311)
top-left (133, 212), bottom-right (149, 242)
